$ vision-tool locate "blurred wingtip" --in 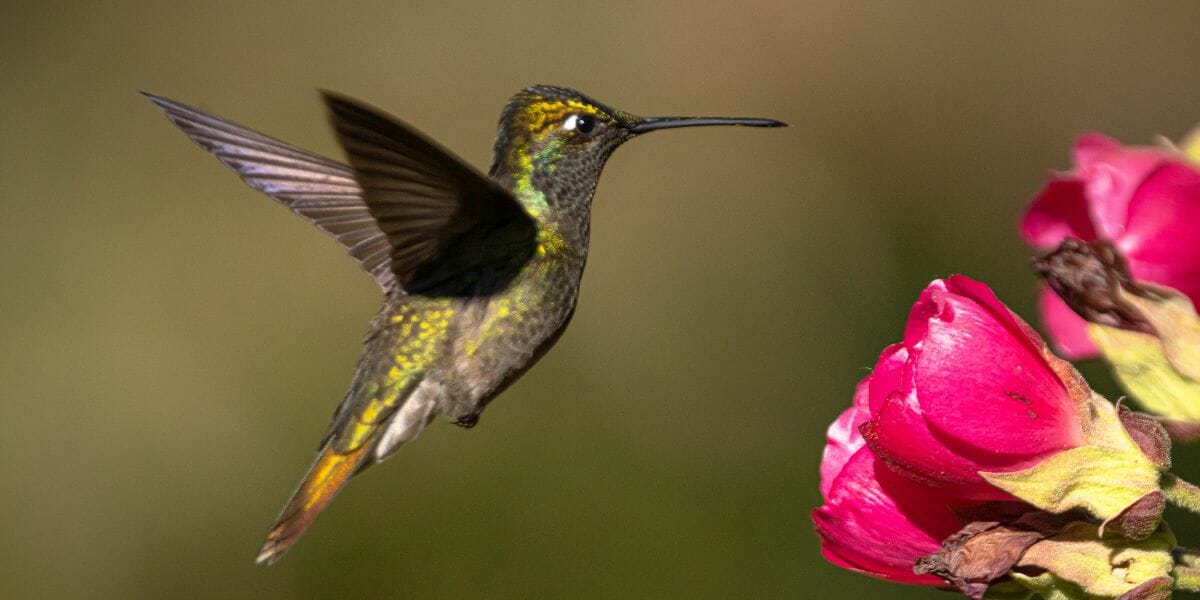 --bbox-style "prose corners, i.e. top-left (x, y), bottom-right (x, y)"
top-left (320, 90), bottom-right (382, 126)
top-left (141, 92), bottom-right (194, 122)
top-left (319, 89), bottom-right (356, 111)
top-left (140, 91), bottom-right (173, 109)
